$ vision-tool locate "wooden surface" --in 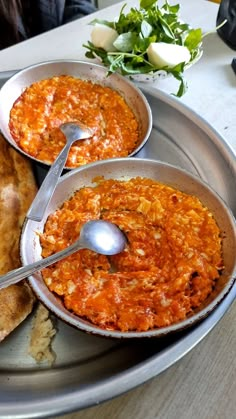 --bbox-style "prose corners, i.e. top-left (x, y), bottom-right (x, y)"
top-left (0, 1), bottom-right (235, 418)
